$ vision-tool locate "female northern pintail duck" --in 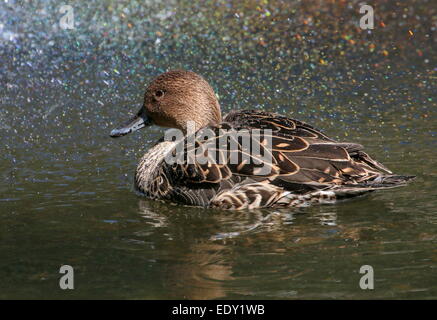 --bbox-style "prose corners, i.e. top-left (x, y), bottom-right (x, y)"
top-left (110, 70), bottom-right (414, 210)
